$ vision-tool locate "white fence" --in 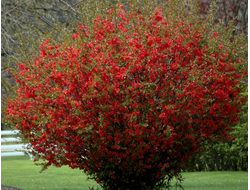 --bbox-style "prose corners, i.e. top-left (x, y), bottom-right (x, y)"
top-left (1, 130), bottom-right (32, 158)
